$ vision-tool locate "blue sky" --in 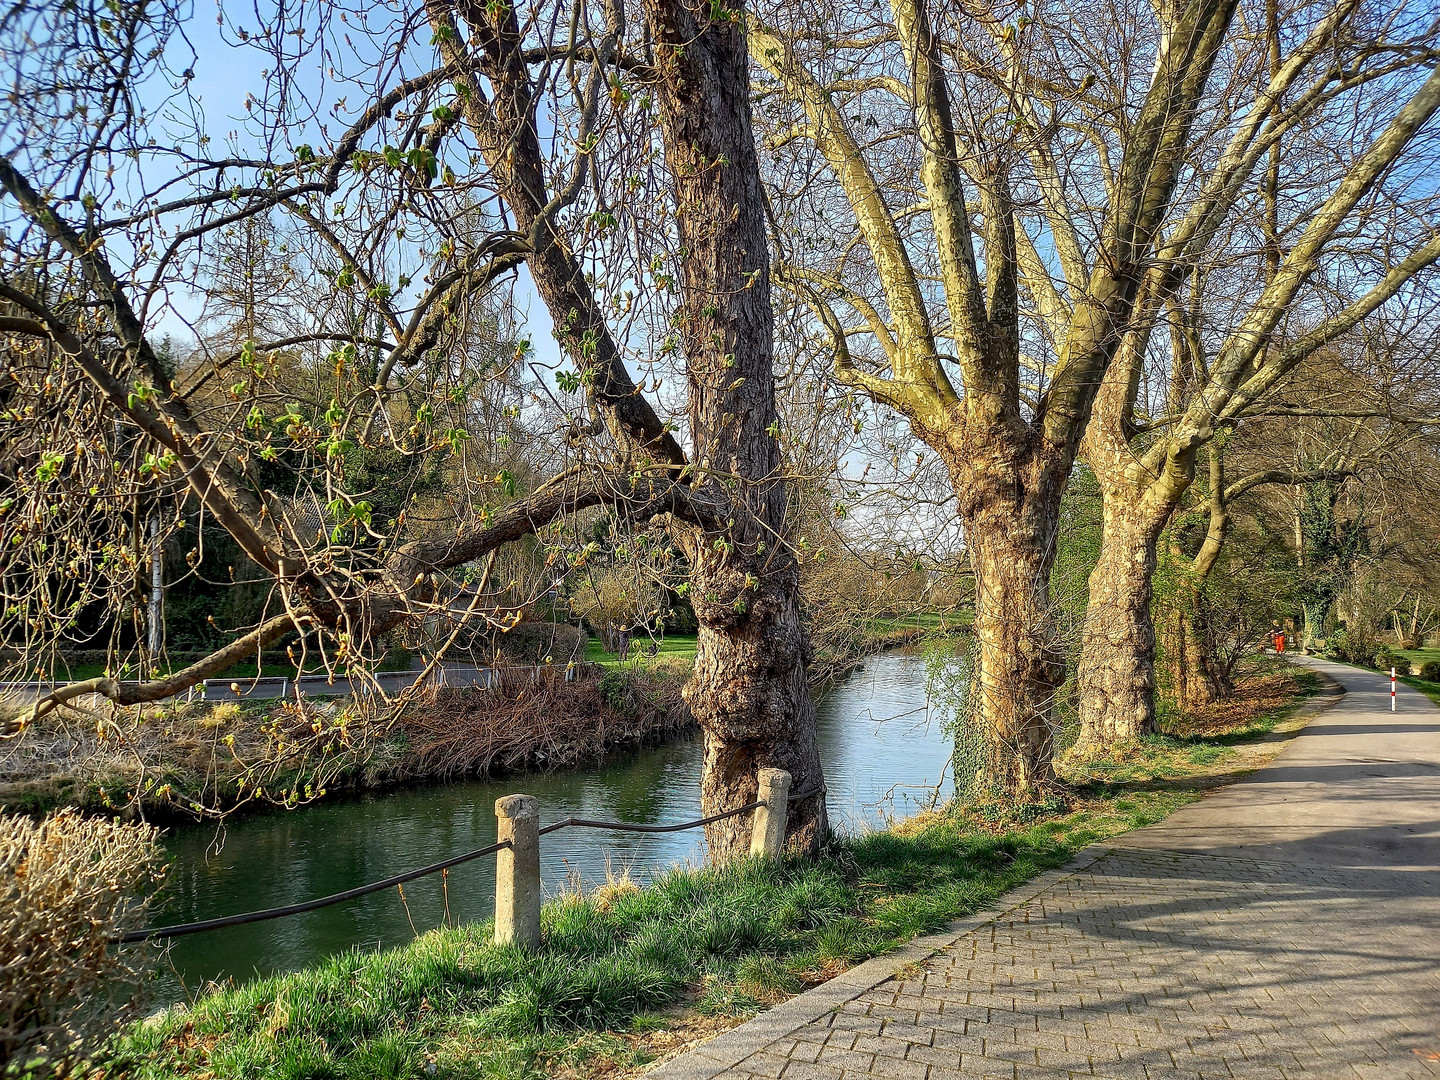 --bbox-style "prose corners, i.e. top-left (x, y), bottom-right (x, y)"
top-left (151, 2), bottom-right (568, 371)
